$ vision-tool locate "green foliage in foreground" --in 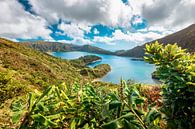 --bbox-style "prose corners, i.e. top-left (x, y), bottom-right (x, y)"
top-left (145, 41), bottom-right (195, 129)
top-left (10, 81), bottom-right (161, 129)
top-left (0, 70), bottom-right (28, 105)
